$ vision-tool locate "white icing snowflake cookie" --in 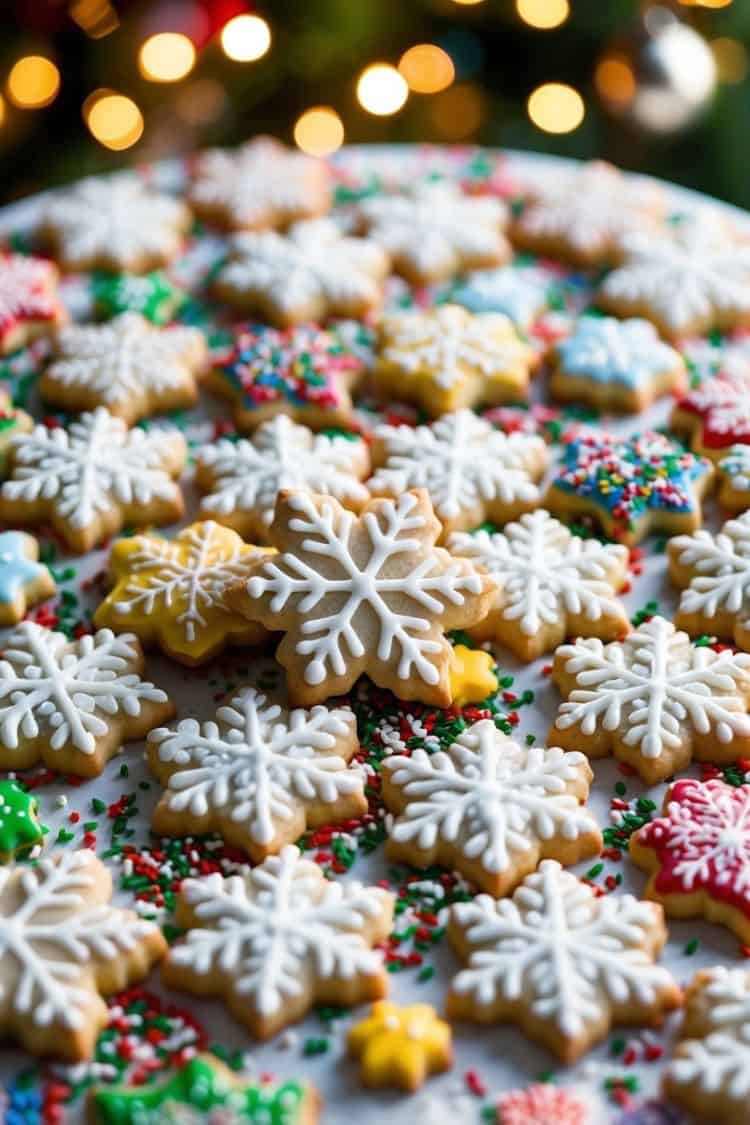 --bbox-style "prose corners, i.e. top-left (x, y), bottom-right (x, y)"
top-left (163, 843), bottom-right (394, 1039)
top-left (551, 615), bottom-right (750, 784)
top-left (512, 161), bottom-right (664, 267)
top-left (40, 312), bottom-right (207, 423)
top-left (226, 488), bottom-right (498, 708)
top-left (0, 253), bottom-right (67, 355)
top-left (39, 173), bottom-right (191, 273)
top-left (0, 407), bottom-right (187, 553)
top-left (148, 687), bottom-right (366, 860)
top-left (551, 316), bottom-right (685, 412)
top-left (447, 859), bottom-right (679, 1063)
top-left (451, 263), bottom-right (550, 329)
top-left (663, 965), bottom-right (750, 1122)
top-left (0, 849), bottom-right (166, 1060)
top-left (359, 180), bottom-right (510, 285)
top-left (449, 510), bottom-right (630, 661)
top-left (196, 415), bottom-right (371, 543)
top-left (669, 512), bottom-right (750, 652)
top-left (94, 520), bottom-right (270, 666)
top-left (718, 443), bottom-right (750, 512)
top-left (382, 719), bottom-right (601, 897)
top-left (598, 211), bottom-right (750, 339)
top-left (0, 621), bottom-right (173, 776)
top-left (368, 410), bottom-right (548, 539)
top-left (189, 135), bottom-right (331, 231)
top-left (631, 776), bottom-right (750, 944)
top-left (214, 219), bottom-right (389, 326)
top-left (375, 305), bottom-right (538, 417)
